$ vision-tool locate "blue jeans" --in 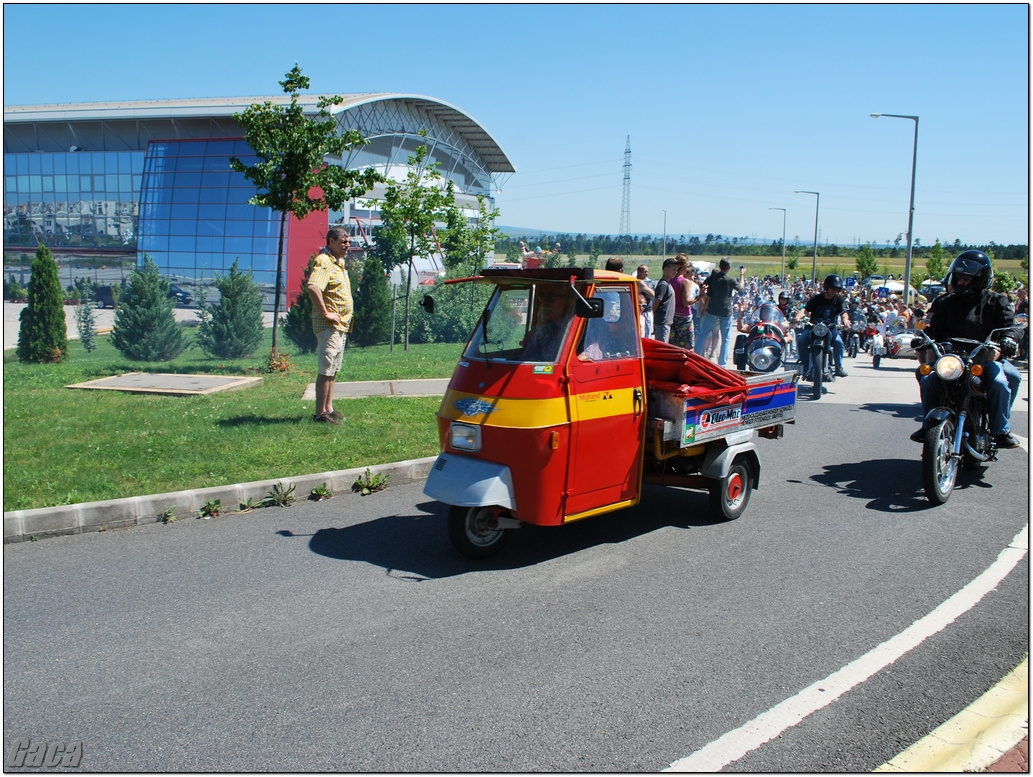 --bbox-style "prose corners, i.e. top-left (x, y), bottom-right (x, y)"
top-left (797, 327), bottom-right (844, 376)
top-left (1001, 359), bottom-right (1022, 410)
top-left (694, 313), bottom-right (733, 366)
top-left (919, 360), bottom-right (1014, 435)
